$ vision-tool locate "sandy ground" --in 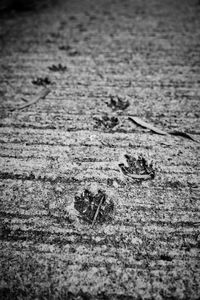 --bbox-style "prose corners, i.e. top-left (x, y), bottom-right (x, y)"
top-left (0, 0), bottom-right (200, 299)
